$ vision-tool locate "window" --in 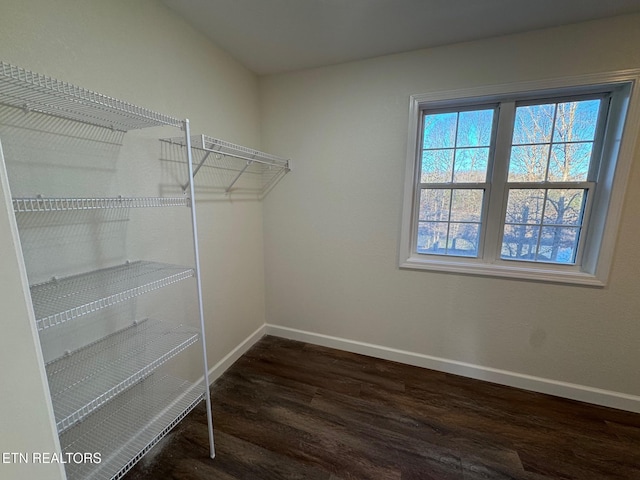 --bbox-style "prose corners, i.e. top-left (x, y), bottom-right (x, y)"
top-left (400, 72), bottom-right (640, 285)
